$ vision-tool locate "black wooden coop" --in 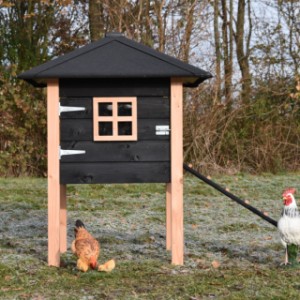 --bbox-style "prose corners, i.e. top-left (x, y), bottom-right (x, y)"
top-left (19, 32), bottom-right (212, 266)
